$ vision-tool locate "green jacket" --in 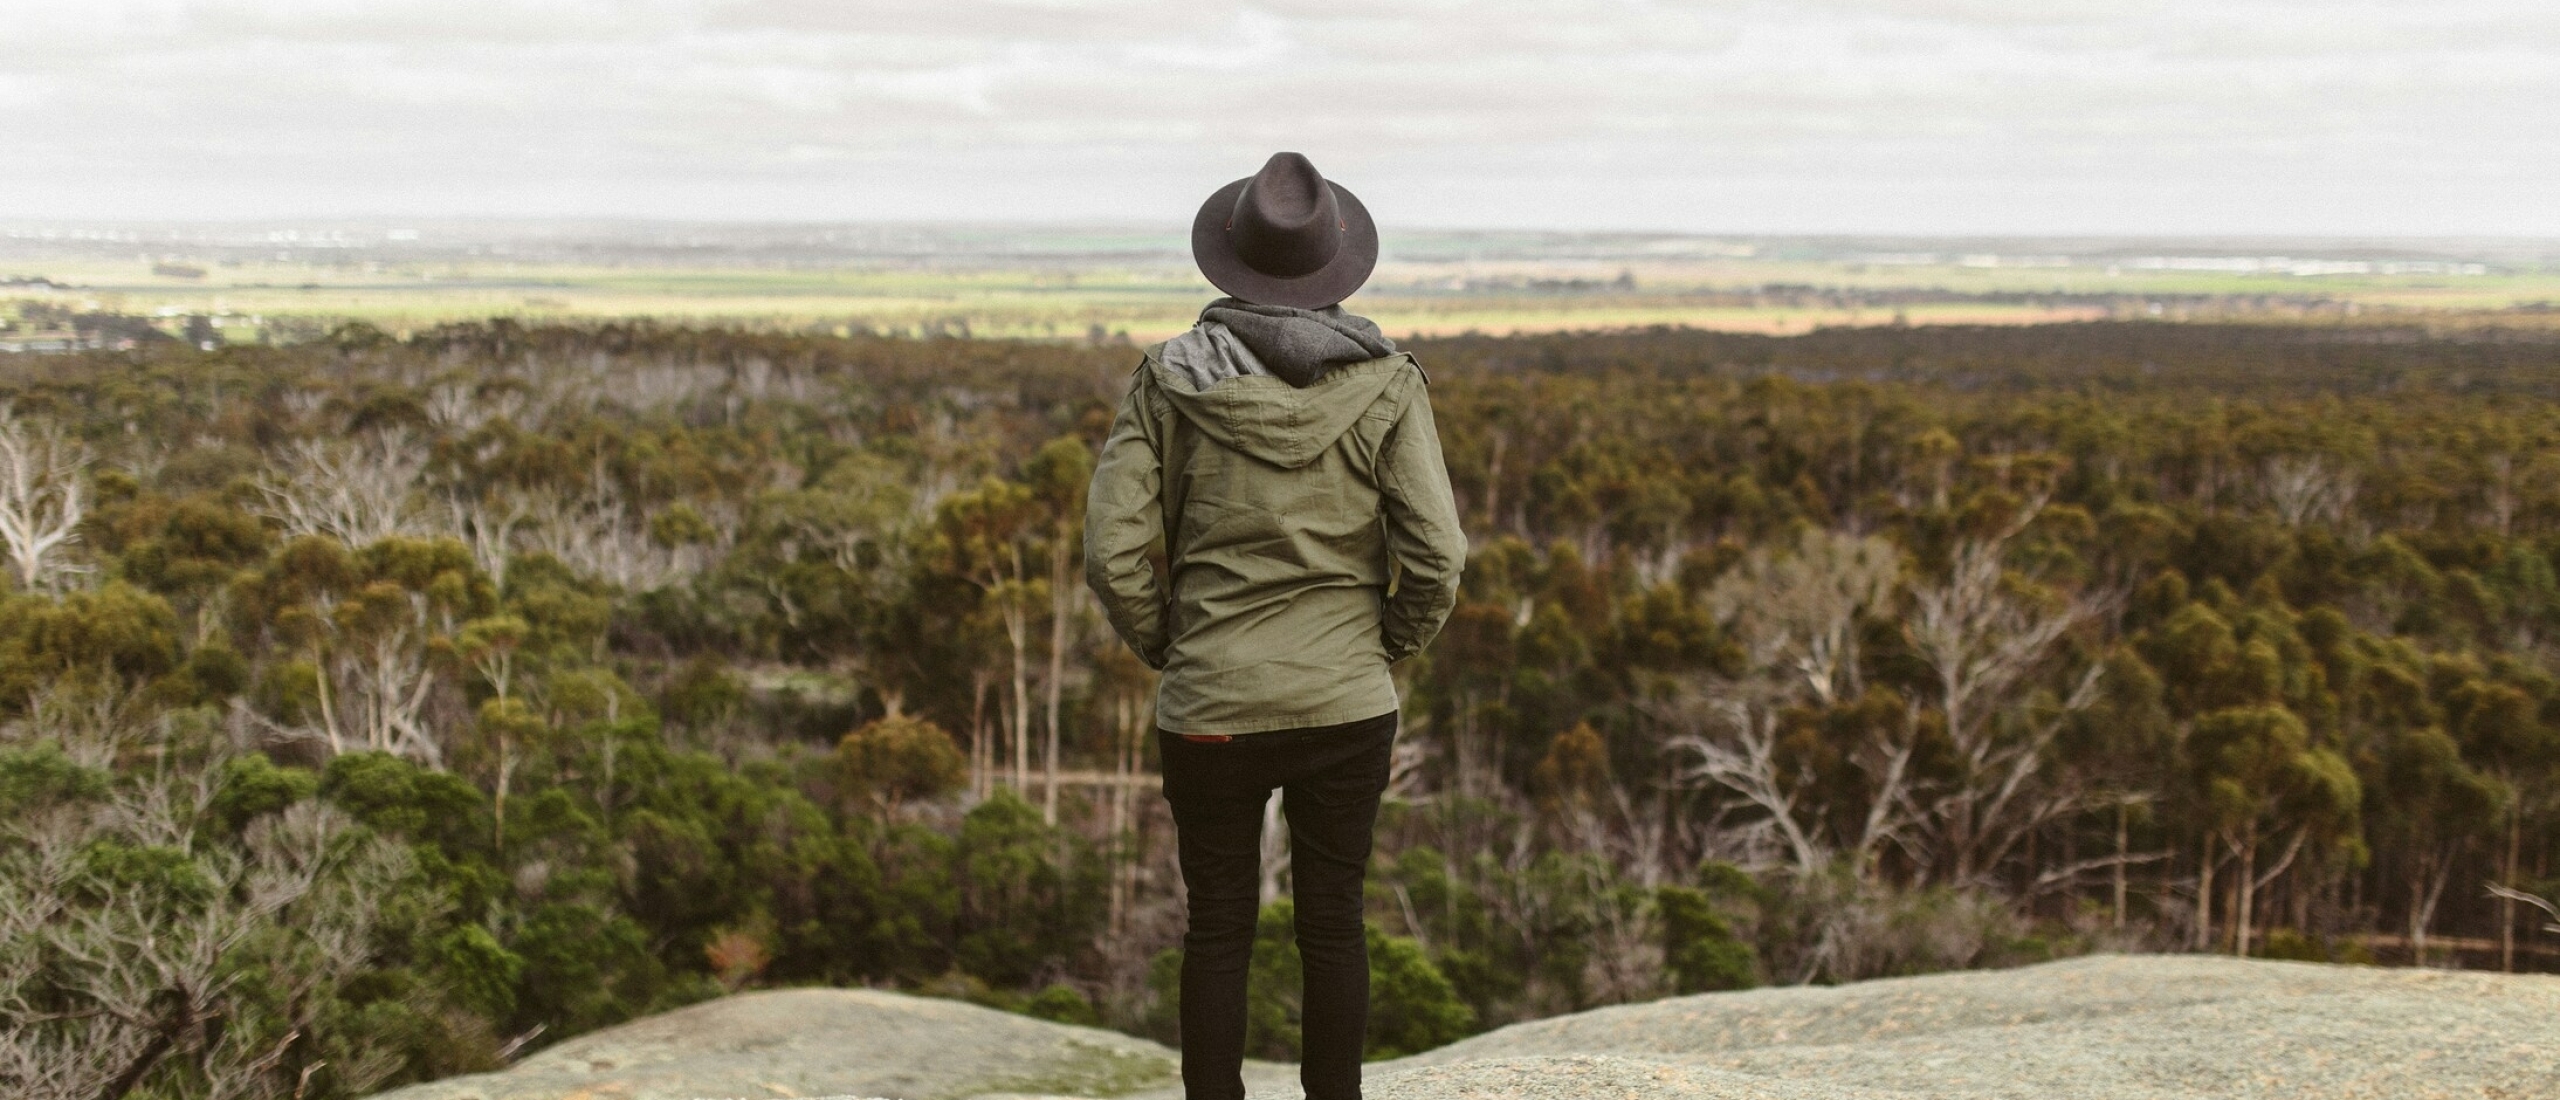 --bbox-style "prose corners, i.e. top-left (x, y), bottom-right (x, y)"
top-left (1084, 345), bottom-right (1467, 735)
